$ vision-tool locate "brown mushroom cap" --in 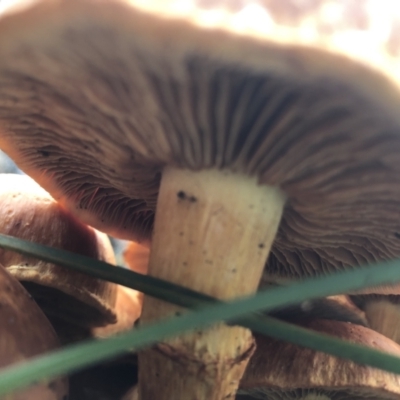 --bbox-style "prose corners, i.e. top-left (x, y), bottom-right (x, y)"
top-left (123, 242), bottom-right (150, 276)
top-left (0, 262), bottom-right (68, 400)
top-left (0, 173), bottom-right (117, 329)
top-left (239, 319), bottom-right (400, 399)
top-left (92, 241), bottom-right (148, 338)
top-left (93, 285), bottom-right (142, 338)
